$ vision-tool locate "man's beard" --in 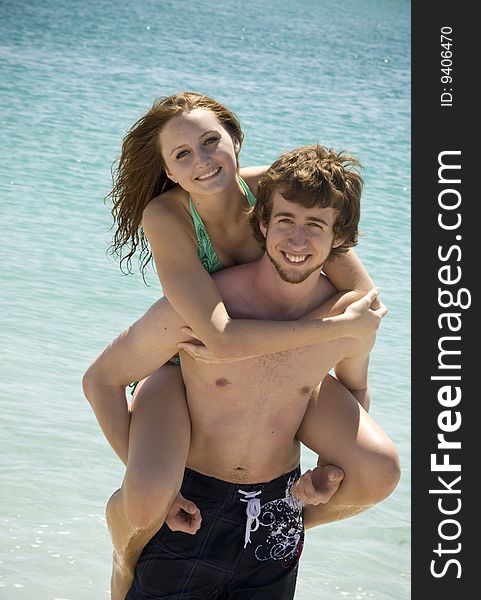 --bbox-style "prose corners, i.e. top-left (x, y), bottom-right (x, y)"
top-left (266, 247), bottom-right (324, 284)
